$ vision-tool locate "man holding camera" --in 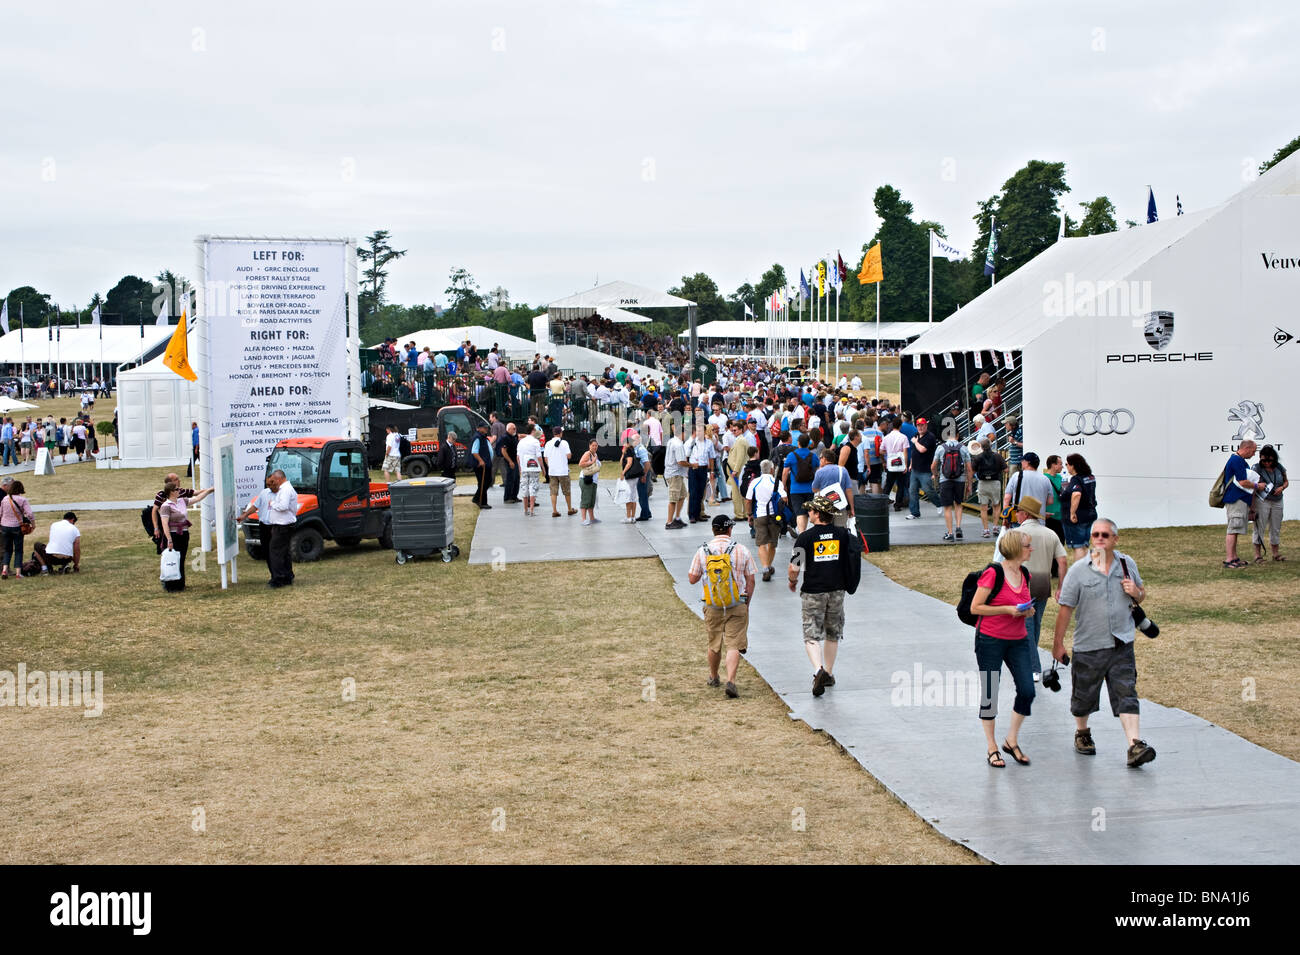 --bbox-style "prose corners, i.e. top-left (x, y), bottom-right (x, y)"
top-left (1052, 517), bottom-right (1155, 767)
